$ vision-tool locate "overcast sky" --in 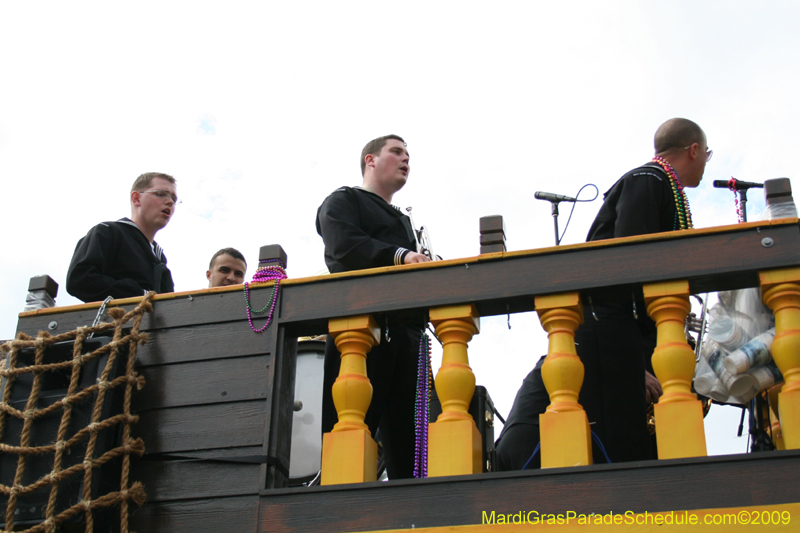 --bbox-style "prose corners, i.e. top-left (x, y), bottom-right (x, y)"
top-left (2, 1), bottom-right (799, 457)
